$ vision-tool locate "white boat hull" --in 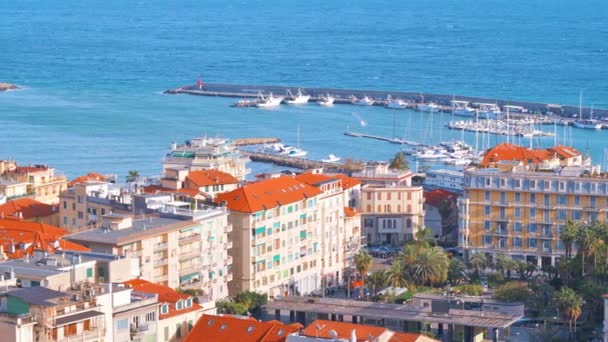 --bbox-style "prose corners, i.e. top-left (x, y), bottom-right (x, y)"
top-left (386, 101), bottom-right (407, 109)
top-left (417, 104), bottom-right (440, 112)
top-left (256, 96), bottom-right (284, 107)
top-left (574, 121), bottom-right (602, 129)
top-left (285, 95), bottom-right (311, 104)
